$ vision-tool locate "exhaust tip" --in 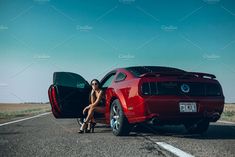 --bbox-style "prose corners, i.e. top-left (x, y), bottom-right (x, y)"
top-left (210, 112), bottom-right (220, 122)
top-left (149, 117), bottom-right (159, 125)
